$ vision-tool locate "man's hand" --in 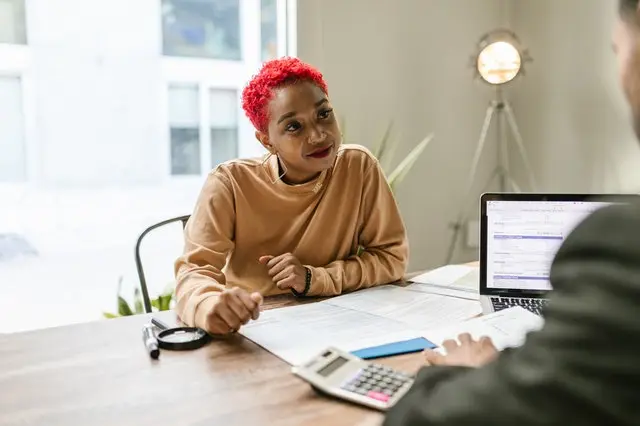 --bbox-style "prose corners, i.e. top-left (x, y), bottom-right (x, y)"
top-left (424, 333), bottom-right (499, 368)
top-left (259, 253), bottom-right (306, 293)
top-left (204, 287), bottom-right (263, 335)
